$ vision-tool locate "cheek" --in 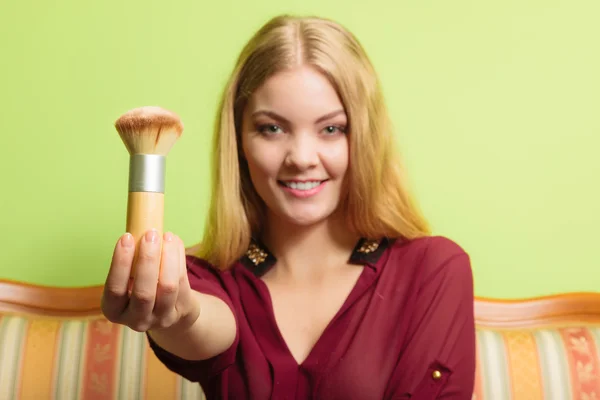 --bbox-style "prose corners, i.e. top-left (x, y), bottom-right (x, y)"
top-left (243, 141), bottom-right (280, 181)
top-left (322, 140), bottom-right (349, 178)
